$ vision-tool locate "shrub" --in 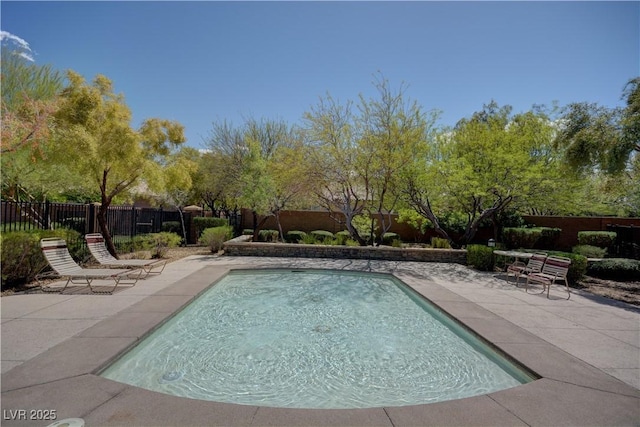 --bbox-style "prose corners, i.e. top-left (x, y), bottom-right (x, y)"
top-left (199, 226), bottom-right (233, 253)
top-left (537, 227), bottom-right (561, 249)
top-left (546, 251), bottom-right (588, 284)
top-left (578, 231), bottom-right (617, 249)
top-left (285, 230), bottom-right (307, 243)
top-left (382, 232), bottom-right (400, 245)
top-left (258, 229), bottom-right (279, 242)
top-left (467, 245), bottom-right (495, 271)
top-left (335, 231), bottom-right (351, 245)
top-left (360, 232), bottom-right (372, 245)
top-left (572, 245), bottom-right (607, 259)
top-left (310, 230), bottom-right (334, 243)
top-left (301, 233), bottom-right (318, 245)
top-left (242, 229), bottom-right (253, 236)
top-left (137, 232), bottom-right (181, 258)
top-left (431, 237), bottom-right (452, 249)
top-left (502, 227), bottom-right (560, 249)
top-left (0, 228), bottom-right (81, 288)
top-left (193, 217), bottom-right (229, 238)
top-left (502, 228), bottom-right (540, 249)
top-left (161, 221), bottom-right (181, 234)
top-left (587, 258), bottom-right (640, 281)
